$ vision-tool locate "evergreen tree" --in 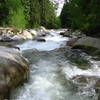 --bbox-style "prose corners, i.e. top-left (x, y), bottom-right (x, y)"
top-left (60, 0), bottom-right (100, 36)
top-left (0, 0), bottom-right (57, 29)
top-left (39, 0), bottom-right (56, 28)
top-left (29, 0), bottom-right (41, 28)
top-left (8, 0), bottom-right (27, 28)
top-left (0, 1), bottom-right (9, 26)
top-left (60, 1), bottom-right (71, 28)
